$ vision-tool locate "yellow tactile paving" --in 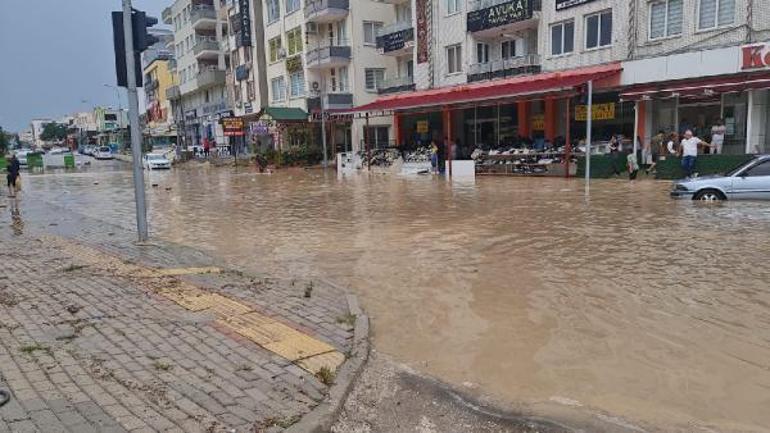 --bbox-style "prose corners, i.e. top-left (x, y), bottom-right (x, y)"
top-left (297, 351), bottom-right (346, 374)
top-left (44, 235), bottom-right (346, 375)
top-left (155, 267), bottom-right (222, 276)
